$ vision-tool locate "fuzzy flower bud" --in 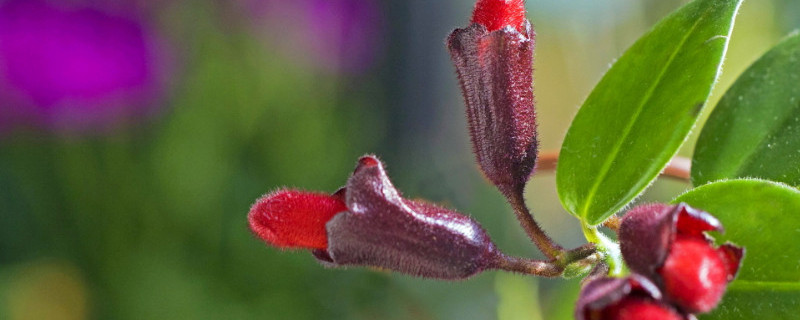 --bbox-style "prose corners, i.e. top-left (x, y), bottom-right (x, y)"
top-left (248, 156), bottom-right (500, 280)
top-left (447, 0), bottom-right (537, 197)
